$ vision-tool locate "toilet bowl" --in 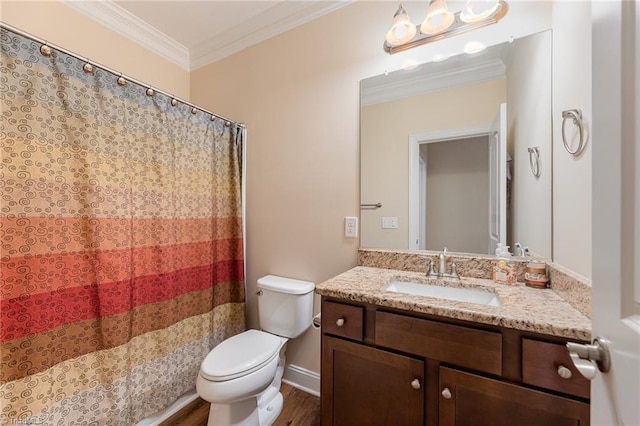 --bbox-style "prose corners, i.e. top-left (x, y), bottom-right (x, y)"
top-left (196, 275), bottom-right (315, 426)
